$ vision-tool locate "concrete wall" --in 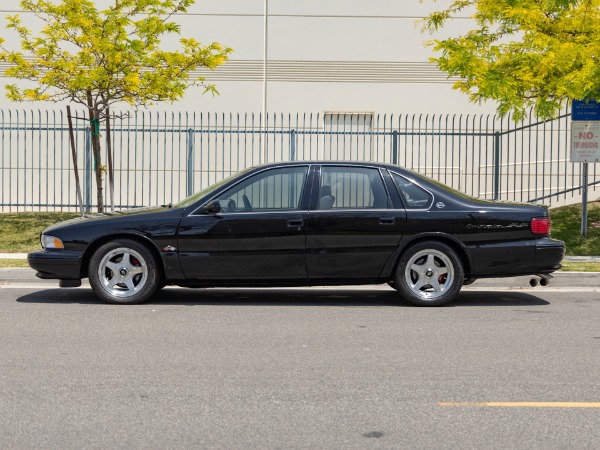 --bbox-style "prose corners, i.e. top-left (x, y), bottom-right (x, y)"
top-left (0, 0), bottom-right (495, 115)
